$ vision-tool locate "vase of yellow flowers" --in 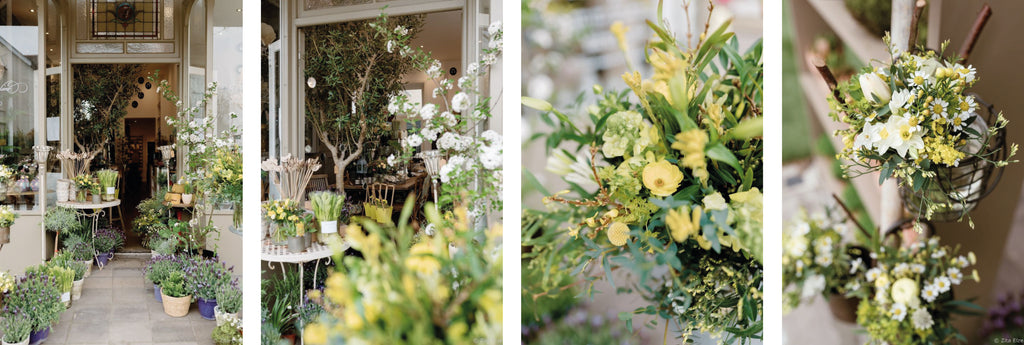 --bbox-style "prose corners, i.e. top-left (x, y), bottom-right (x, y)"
top-left (73, 175), bottom-right (97, 203)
